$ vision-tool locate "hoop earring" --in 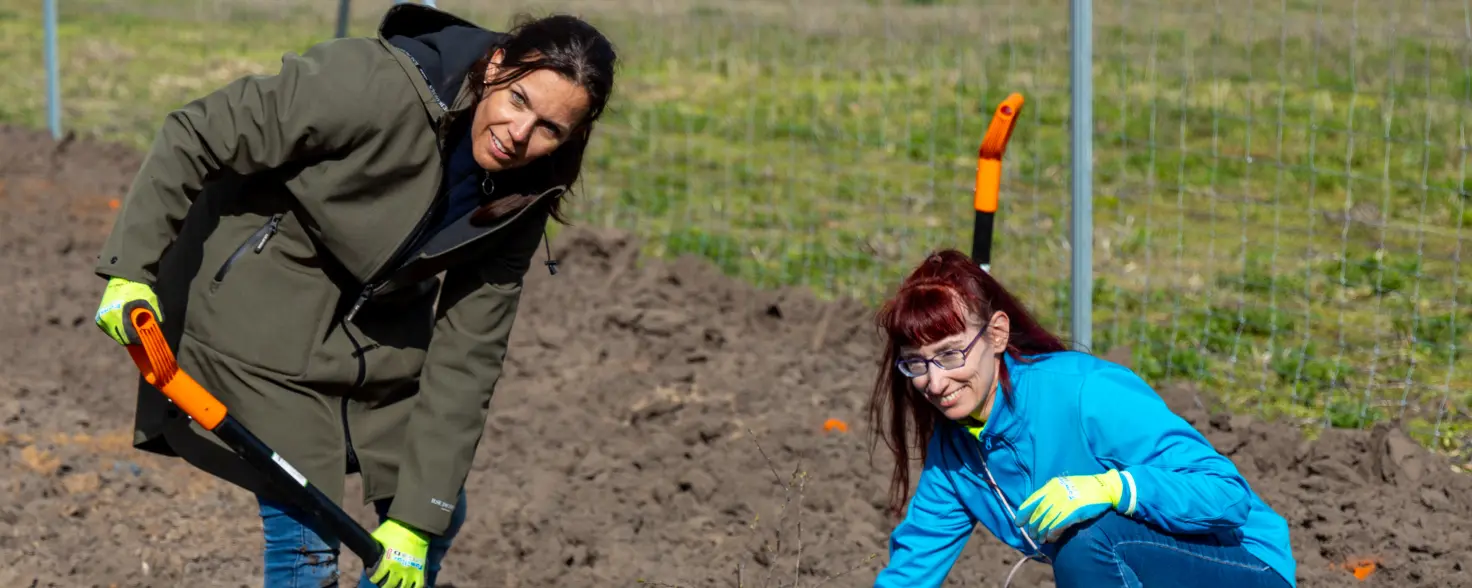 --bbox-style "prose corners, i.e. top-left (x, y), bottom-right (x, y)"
top-left (481, 174), bottom-right (495, 196)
